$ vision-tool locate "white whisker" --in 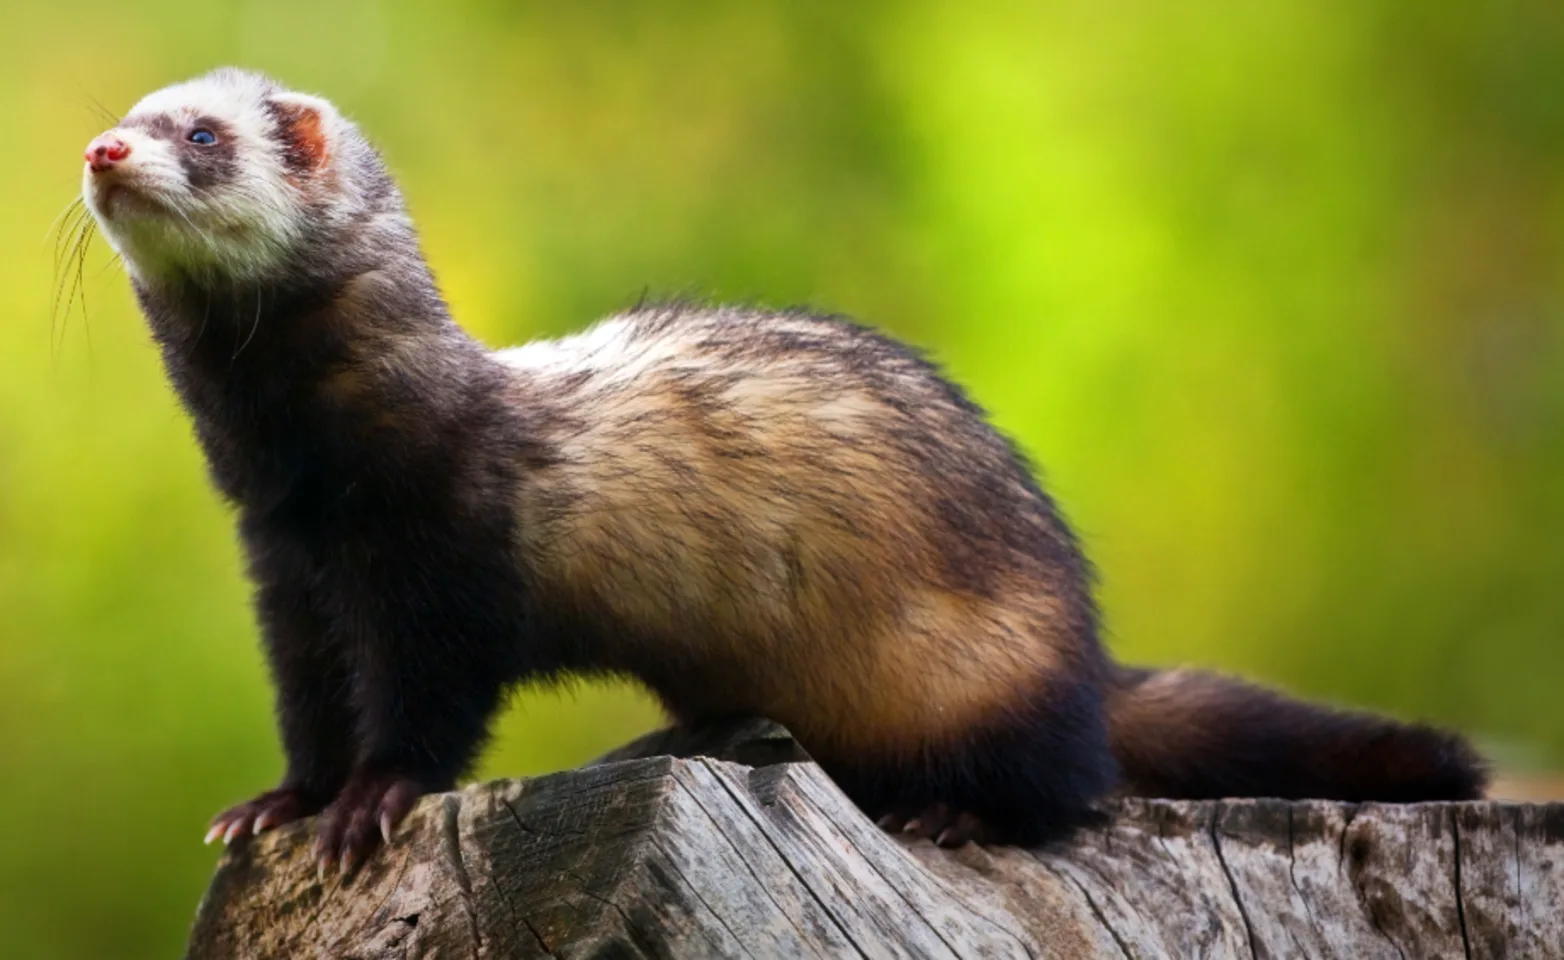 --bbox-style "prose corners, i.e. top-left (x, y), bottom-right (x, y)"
top-left (233, 289), bottom-right (263, 361)
top-left (44, 197), bottom-right (85, 243)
